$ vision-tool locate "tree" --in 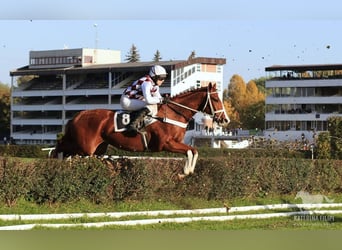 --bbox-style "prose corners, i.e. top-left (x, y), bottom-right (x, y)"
top-left (246, 80), bottom-right (264, 103)
top-left (316, 132), bottom-right (331, 159)
top-left (327, 116), bottom-right (342, 159)
top-left (252, 76), bottom-right (267, 94)
top-left (223, 95), bottom-right (240, 128)
top-left (125, 44), bottom-right (140, 62)
top-left (188, 51), bottom-right (196, 60)
top-left (315, 116), bottom-right (342, 159)
top-left (227, 74), bottom-right (247, 113)
top-left (224, 74), bottom-right (265, 130)
top-left (240, 100), bottom-right (265, 131)
top-left (0, 82), bottom-right (11, 138)
top-left (153, 50), bottom-right (162, 62)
